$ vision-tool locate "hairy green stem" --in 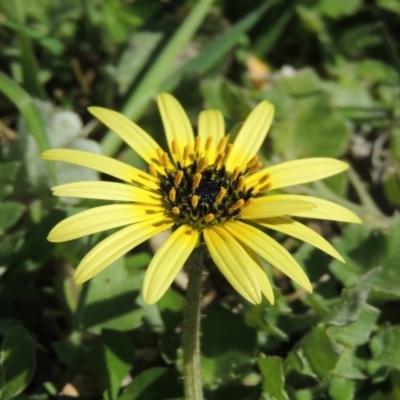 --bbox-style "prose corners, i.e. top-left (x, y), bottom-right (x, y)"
top-left (182, 247), bottom-right (204, 400)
